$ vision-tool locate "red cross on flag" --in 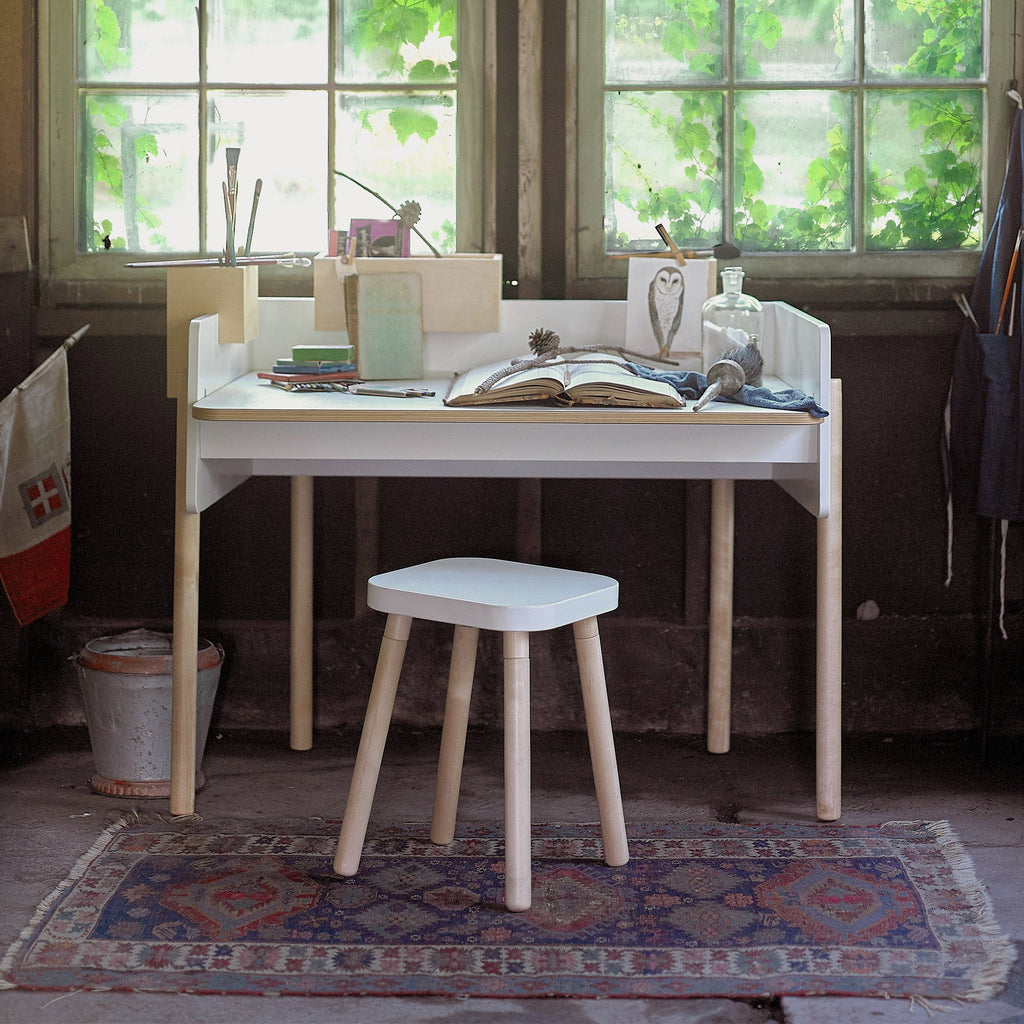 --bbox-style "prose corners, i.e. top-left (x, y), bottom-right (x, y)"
top-left (0, 331), bottom-right (83, 625)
